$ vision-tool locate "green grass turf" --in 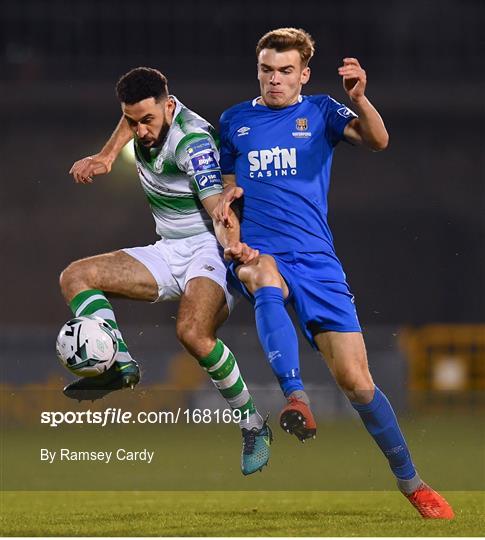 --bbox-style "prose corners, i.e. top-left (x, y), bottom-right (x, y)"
top-left (1, 490), bottom-right (483, 536)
